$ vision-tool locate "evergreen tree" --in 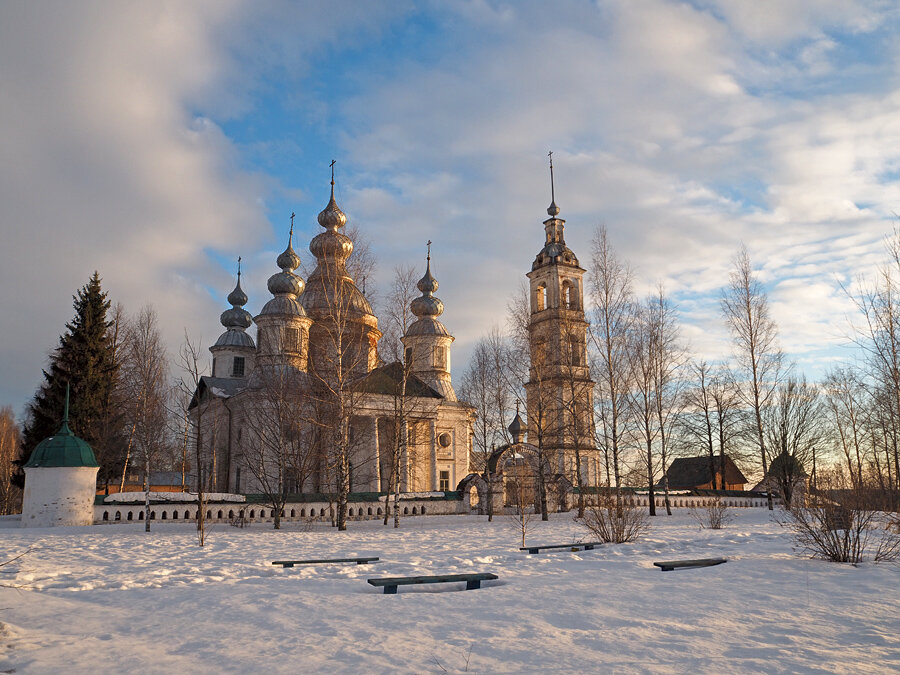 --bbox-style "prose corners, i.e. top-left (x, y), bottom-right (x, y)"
top-left (16, 272), bottom-right (125, 487)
